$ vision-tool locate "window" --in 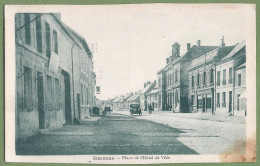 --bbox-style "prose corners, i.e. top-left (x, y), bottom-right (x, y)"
top-left (55, 78), bottom-right (60, 109)
top-left (229, 67), bottom-right (232, 84)
top-left (36, 14), bottom-right (42, 53)
top-left (47, 76), bottom-right (53, 110)
top-left (24, 67), bottom-right (32, 111)
top-left (223, 69), bottom-right (226, 85)
top-left (197, 73), bottom-right (200, 87)
top-left (203, 71), bottom-right (206, 86)
top-left (86, 87), bottom-right (89, 105)
top-left (206, 97), bottom-right (211, 109)
top-left (24, 14), bottom-right (31, 45)
top-left (45, 22), bottom-right (51, 58)
top-left (210, 69), bottom-right (214, 84)
top-left (217, 93), bottom-right (220, 107)
top-left (53, 30), bottom-right (58, 54)
top-left (238, 74), bottom-right (242, 86)
top-left (222, 92), bottom-right (226, 107)
top-left (175, 69), bottom-right (178, 82)
top-left (237, 94), bottom-right (240, 110)
top-left (191, 95), bottom-right (194, 105)
top-left (197, 98), bottom-right (202, 109)
top-left (191, 75), bottom-right (194, 88)
top-left (217, 71), bottom-right (220, 86)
